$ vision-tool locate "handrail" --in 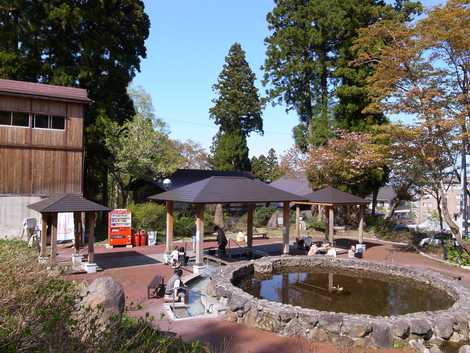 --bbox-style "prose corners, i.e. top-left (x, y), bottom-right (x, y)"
top-left (228, 238), bottom-right (244, 259)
